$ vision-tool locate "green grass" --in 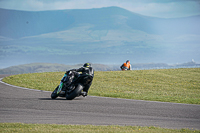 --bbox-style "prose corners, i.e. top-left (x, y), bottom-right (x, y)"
top-left (1, 68), bottom-right (200, 132)
top-left (0, 123), bottom-right (199, 133)
top-left (2, 68), bottom-right (200, 104)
